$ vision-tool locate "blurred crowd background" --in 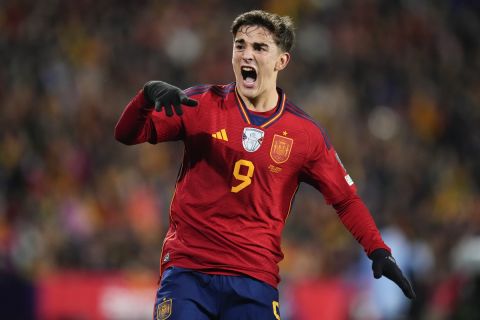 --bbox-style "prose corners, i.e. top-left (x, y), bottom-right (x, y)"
top-left (1, 0), bottom-right (479, 319)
